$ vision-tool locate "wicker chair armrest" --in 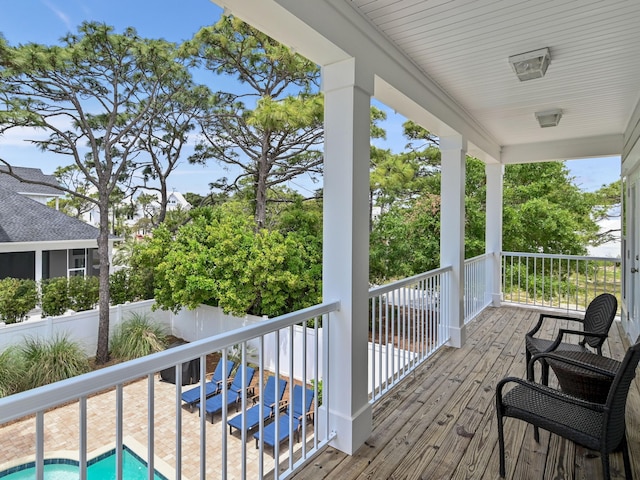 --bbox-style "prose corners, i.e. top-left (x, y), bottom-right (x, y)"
top-left (528, 352), bottom-right (617, 380)
top-left (526, 313), bottom-right (584, 337)
top-left (496, 376), bottom-right (605, 410)
top-left (545, 329), bottom-right (608, 352)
